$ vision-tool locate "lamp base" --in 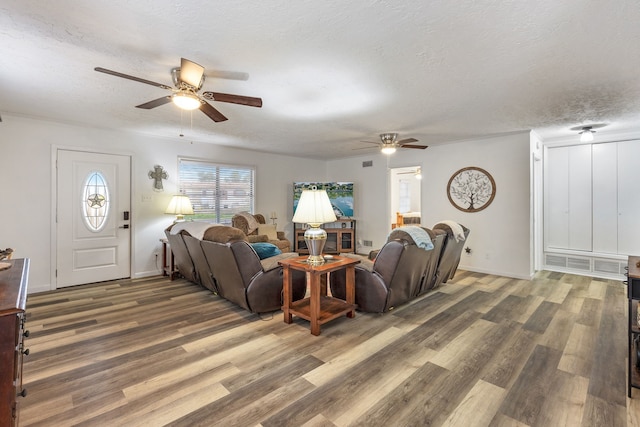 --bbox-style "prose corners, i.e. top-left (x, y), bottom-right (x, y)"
top-left (304, 226), bottom-right (327, 265)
